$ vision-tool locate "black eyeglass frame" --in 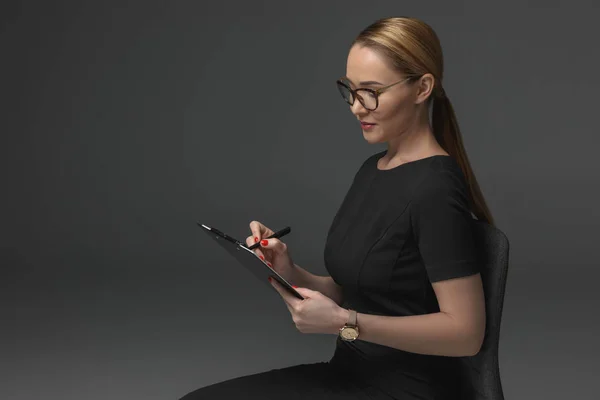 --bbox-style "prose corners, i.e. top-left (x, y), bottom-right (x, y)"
top-left (336, 75), bottom-right (419, 111)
